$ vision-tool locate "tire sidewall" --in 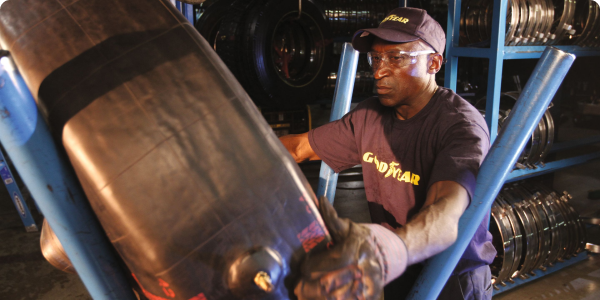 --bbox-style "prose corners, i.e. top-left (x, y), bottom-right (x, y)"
top-left (245, 0), bottom-right (332, 109)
